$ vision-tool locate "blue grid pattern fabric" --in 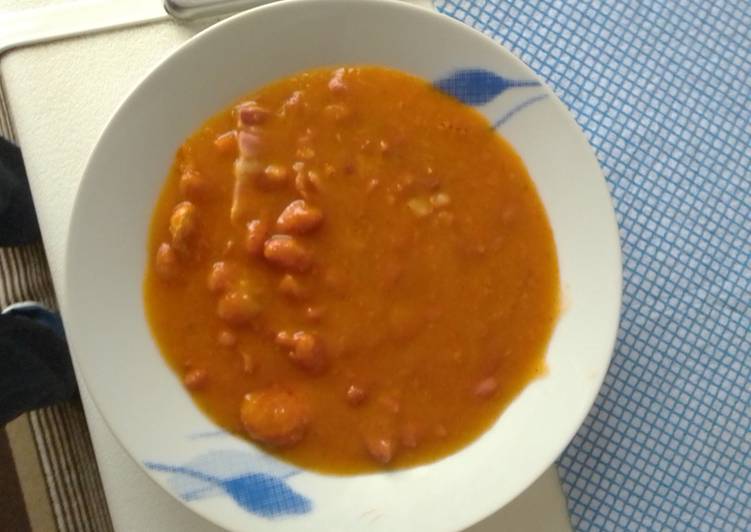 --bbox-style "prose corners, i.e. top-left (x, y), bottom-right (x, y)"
top-left (434, 1), bottom-right (750, 530)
